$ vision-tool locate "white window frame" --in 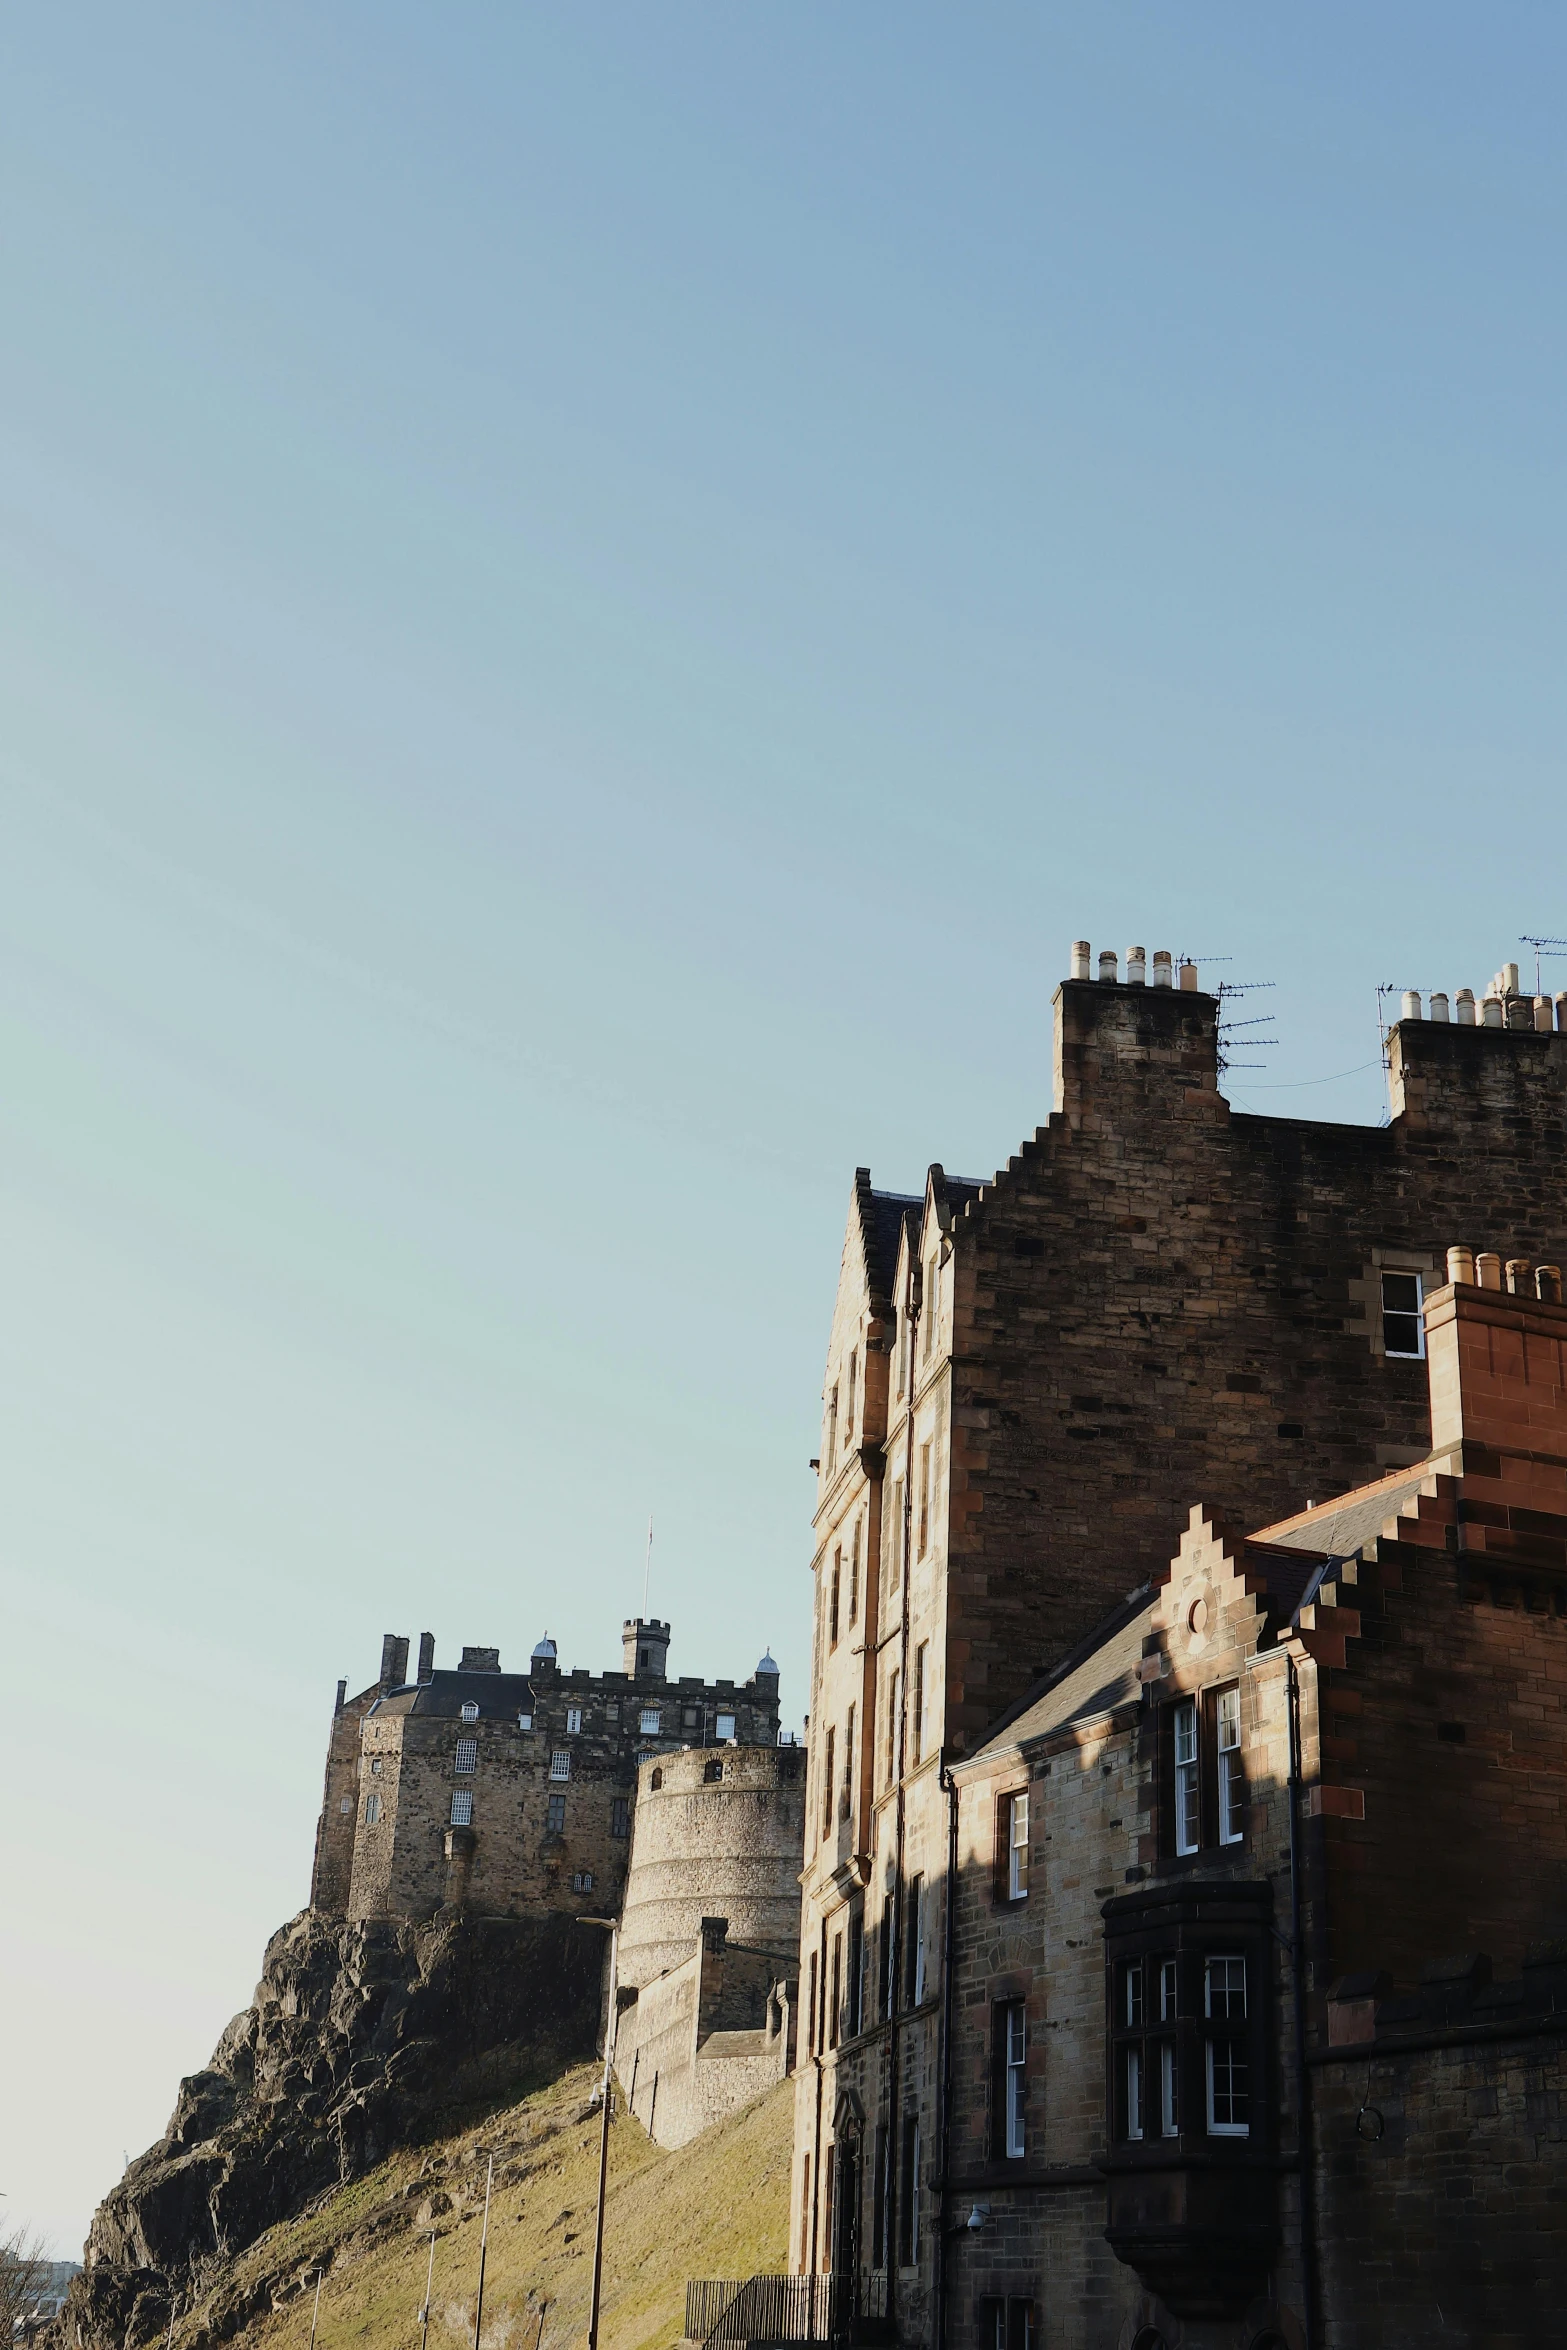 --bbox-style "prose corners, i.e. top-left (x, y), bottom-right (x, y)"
top-left (549, 1749), bottom-right (571, 1782)
top-left (1204, 1954), bottom-right (1249, 2137)
top-left (449, 1790), bottom-right (473, 1827)
top-left (1159, 2039), bottom-right (1179, 2139)
top-left (639, 1706), bottom-right (661, 1736)
top-left (910, 1876), bottom-right (927, 2006)
top-left (1006, 1791), bottom-right (1029, 1901)
top-left (363, 1791), bottom-right (382, 1826)
top-left (1124, 2045), bottom-right (1144, 2141)
top-left (1217, 1686), bottom-right (1244, 1844)
top-left (1380, 1267), bottom-right (1426, 1359)
top-left (454, 1737), bottom-right (477, 1776)
top-left (566, 1705), bottom-right (583, 1735)
top-left (715, 1711), bottom-right (736, 1741)
top-left (1004, 2003), bottom-right (1026, 2158)
top-left (517, 1709), bottom-right (534, 1731)
top-left (1174, 1700), bottom-right (1200, 1855)
top-left (460, 1701), bottom-right (480, 1724)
